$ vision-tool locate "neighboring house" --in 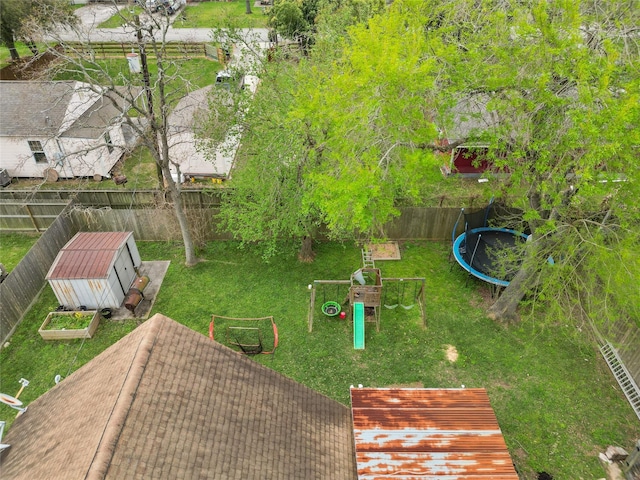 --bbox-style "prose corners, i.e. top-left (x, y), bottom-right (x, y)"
top-left (440, 95), bottom-right (509, 177)
top-left (0, 81), bottom-right (141, 180)
top-left (0, 314), bottom-right (358, 479)
top-left (167, 77), bottom-right (260, 182)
